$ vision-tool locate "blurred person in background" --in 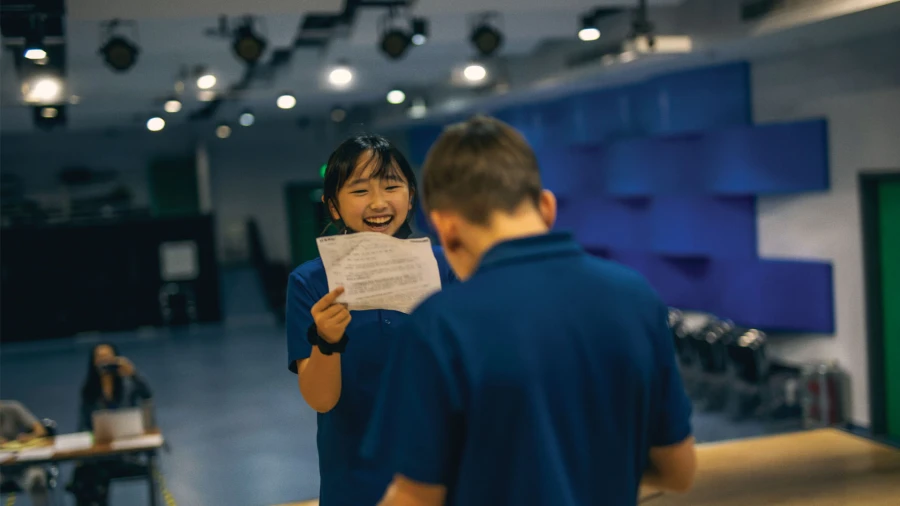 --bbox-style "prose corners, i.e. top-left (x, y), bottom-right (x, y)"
top-left (286, 134), bottom-right (455, 506)
top-left (67, 343), bottom-right (153, 506)
top-left (364, 116), bottom-right (696, 506)
top-left (0, 400), bottom-right (50, 506)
